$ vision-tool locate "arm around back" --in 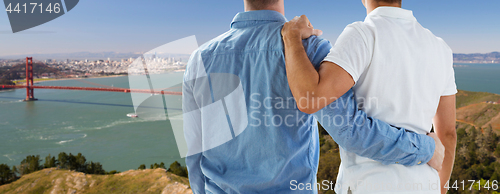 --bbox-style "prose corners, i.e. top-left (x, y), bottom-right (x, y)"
top-left (315, 90), bottom-right (436, 166)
